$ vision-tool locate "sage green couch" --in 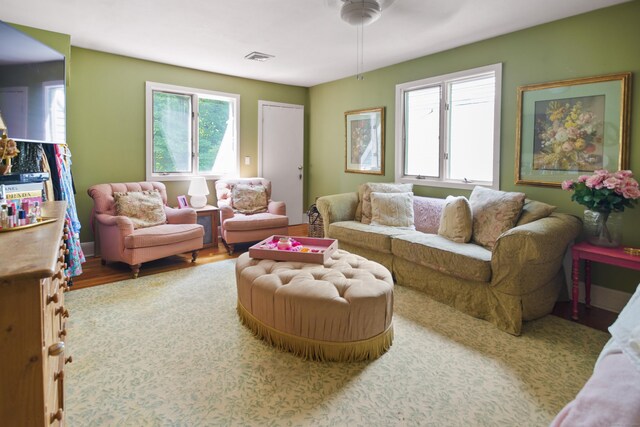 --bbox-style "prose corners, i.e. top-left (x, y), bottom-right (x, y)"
top-left (316, 192), bottom-right (581, 335)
